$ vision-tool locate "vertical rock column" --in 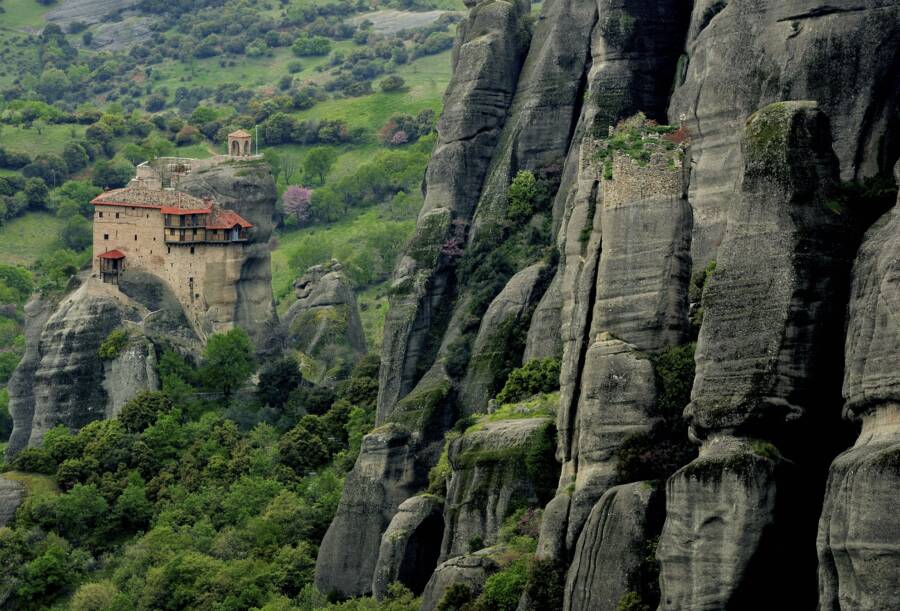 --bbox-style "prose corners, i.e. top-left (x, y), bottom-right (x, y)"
top-left (657, 102), bottom-right (854, 610)
top-left (316, 0), bottom-right (531, 597)
top-left (376, 0), bottom-right (530, 424)
top-left (817, 161), bottom-right (900, 610)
